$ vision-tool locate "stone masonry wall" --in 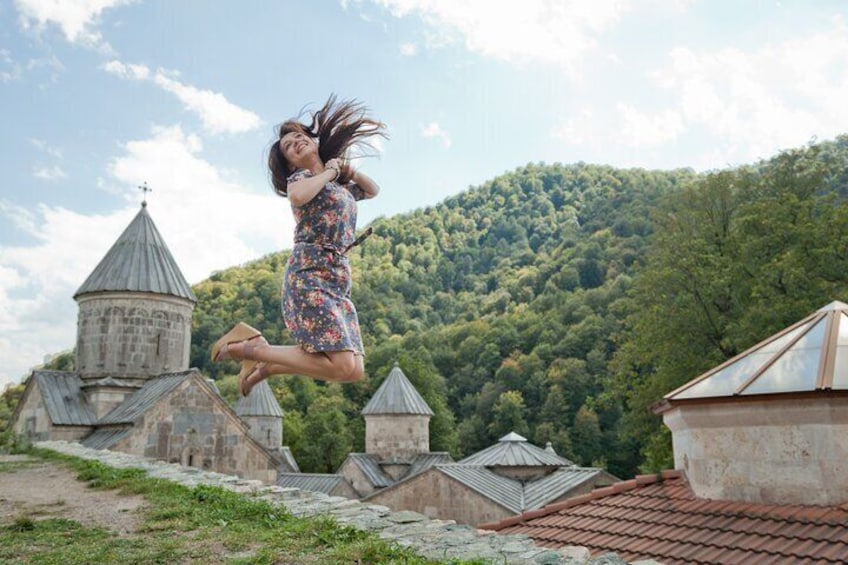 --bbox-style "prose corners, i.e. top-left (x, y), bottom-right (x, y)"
top-left (75, 292), bottom-right (193, 380)
top-left (664, 396), bottom-right (848, 506)
top-left (36, 441), bottom-right (643, 565)
top-left (365, 414), bottom-right (429, 459)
